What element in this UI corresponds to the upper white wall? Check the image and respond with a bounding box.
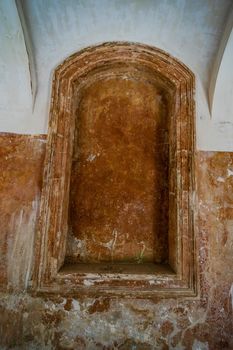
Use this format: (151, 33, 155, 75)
(212, 25, 233, 123)
(204, 6, 233, 151)
(1, 0, 233, 150)
(0, 0, 32, 133)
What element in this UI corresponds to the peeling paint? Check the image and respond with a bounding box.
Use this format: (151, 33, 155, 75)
(192, 339, 209, 350)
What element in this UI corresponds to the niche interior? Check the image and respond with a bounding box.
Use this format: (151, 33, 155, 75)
(33, 43, 197, 297)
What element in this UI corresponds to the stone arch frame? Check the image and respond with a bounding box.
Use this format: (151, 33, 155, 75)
(32, 42, 197, 298)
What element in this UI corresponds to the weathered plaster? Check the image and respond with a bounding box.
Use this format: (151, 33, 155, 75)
(68, 74, 169, 264)
(0, 133, 46, 289)
(0, 2, 233, 348)
(0, 135, 233, 349)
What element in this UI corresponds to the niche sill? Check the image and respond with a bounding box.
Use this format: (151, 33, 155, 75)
(59, 262, 175, 276)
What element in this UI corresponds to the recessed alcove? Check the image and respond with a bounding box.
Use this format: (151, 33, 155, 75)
(33, 43, 196, 297)
(65, 64, 170, 270)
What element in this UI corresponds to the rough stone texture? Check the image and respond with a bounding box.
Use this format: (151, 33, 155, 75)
(0, 133, 232, 349)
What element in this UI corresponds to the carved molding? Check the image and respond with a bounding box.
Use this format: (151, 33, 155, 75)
(32, 42, 196, 298)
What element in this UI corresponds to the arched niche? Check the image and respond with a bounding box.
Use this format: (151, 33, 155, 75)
(33, 42, 196, 298)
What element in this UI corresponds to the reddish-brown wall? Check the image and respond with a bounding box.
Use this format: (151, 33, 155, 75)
(0, 133, 46, 290)
(0, 133, 232, 349)
(68, 76, 169, 264)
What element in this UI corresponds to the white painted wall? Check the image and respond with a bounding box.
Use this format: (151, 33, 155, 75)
(0, 0, 32, 133)
(206, 6, 233, 151)
(0, 0, 233, 150)
(212, 27, 233, 124)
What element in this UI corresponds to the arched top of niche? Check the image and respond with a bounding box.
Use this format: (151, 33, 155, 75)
(48, 42, 195, 151)
(51, 42, 194, 99)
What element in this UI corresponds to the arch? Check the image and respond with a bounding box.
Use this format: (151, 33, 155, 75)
(201, 6, 233, 152)
(209, 5, 233, 121)
(33, 42, 196, 297)
(16, 0, 37, 109)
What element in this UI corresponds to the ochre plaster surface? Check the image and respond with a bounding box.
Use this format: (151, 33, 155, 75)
(0, 133, 46, 289)
(0, 133, 233, 349)
(67, 74, 169, 264)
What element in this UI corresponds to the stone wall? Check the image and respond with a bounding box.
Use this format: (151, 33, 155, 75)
(0, 133, 232, 349)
